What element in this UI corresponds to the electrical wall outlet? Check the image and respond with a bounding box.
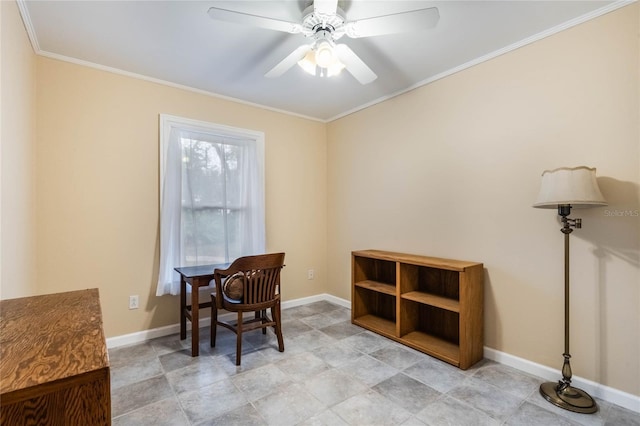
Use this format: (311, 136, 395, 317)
(129, 295, 139, 310)
(307, 269, 315, 280)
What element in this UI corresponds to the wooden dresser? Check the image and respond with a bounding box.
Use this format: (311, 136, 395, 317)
(0, 289, 111, 425)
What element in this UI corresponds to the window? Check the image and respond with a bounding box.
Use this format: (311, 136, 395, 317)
(156, 115, 265, 296)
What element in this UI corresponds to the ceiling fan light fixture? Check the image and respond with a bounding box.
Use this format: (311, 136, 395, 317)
(315, 40, 335, 68)
(298, 46, 344, 77)
(297, 50, 317, 76)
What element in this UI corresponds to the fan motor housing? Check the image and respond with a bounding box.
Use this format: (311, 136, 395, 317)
(301, 5, 347, 40)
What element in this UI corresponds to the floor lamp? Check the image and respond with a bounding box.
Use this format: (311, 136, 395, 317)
(533, 166, 607, 414)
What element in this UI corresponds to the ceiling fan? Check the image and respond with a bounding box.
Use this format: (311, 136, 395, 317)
(207, 0, 439, 85)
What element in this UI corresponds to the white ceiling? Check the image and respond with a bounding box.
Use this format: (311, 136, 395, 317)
(19, 0, 623, 122)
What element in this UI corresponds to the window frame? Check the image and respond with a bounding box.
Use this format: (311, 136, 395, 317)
(156, 114, 266, 294)
(159, 114, 265, 209)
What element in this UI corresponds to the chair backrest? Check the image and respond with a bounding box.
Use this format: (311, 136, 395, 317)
(214, 253, 285, 307)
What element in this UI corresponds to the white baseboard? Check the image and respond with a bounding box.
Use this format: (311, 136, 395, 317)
(106, 322, 183, 349)
(106, 293, 349, 349)
(483, 347, 640, 413)
(106, 293, 638, 413)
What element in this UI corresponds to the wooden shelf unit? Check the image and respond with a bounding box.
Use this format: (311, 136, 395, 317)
(352, 250, 484, 370)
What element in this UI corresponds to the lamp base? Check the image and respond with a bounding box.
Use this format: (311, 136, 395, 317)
(539, 382, 598, 414)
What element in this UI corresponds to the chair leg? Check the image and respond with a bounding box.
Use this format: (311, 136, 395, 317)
(210, 295, 217, 348)
(261, 309, 267, 335)
(235, 311, 243, 366)
(272, 302, 284, 352)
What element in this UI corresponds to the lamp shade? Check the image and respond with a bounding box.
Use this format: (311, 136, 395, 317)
(533, 166, 607, 209)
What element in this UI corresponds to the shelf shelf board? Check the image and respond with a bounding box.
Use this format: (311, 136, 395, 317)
(354, 280, 396, 296)
(353, 314, 396, 338)
(402, 331, 460, 366)
(401, 291, 460, 312)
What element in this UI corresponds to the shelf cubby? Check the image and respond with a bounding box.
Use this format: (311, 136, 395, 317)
(353, 255, 396, 287)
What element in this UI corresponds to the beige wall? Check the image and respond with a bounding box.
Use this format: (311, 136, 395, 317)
(0, 0, 38, 299)
(327, 4, 639, 396)
(35, 58, 328, 338)
(2, 0, 638, 399)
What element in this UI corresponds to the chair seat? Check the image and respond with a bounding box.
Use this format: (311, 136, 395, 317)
(219, 292, 242, 305)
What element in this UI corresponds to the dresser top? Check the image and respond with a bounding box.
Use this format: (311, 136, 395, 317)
(0, 289, 109, 395)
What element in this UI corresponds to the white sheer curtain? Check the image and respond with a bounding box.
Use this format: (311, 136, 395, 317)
(156, 116, 265, 296)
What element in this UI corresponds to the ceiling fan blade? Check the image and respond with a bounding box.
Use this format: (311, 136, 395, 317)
(345, 7, 439, 38)
(314, 0, 338, 16)
(265, 45, 312, 78)
(208, 7, 302, 34)
(334, 44, 377, 85)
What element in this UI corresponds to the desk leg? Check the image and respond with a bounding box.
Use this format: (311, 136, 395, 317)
(191, 284, 199, 357)
(180, 278, 186, 340)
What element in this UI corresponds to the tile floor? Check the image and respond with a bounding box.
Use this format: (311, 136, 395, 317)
(109, 301, 639, 426)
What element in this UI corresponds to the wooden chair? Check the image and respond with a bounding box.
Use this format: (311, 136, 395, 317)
(210, 252, 285, 365)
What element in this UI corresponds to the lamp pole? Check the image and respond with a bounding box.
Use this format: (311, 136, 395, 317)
(539, 205, 597, 414)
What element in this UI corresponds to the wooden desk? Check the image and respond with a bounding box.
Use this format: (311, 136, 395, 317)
(174, 263, 230, 357)
(0, 289, 111, 425)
